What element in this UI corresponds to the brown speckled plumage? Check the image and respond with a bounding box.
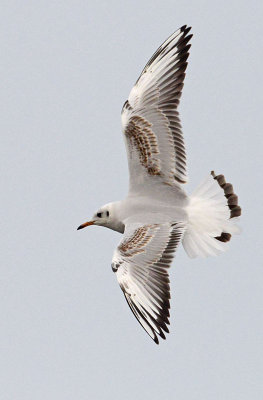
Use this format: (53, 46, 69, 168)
(125, 115, 161, 176)
(118, 225, 157, 257)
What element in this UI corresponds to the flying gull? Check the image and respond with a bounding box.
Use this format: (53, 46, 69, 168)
(77, 26, 241, 344)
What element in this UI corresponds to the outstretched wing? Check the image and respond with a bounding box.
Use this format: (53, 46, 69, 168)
(111, 222, 185, 344)
(121, 26, 192, 193)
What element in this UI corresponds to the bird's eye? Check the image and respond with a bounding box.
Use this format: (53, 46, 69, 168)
(97, 212, 102, 218)
(106, 211, 109, 217)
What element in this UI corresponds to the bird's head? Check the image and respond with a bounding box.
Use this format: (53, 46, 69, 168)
(77, 202, 124, 233)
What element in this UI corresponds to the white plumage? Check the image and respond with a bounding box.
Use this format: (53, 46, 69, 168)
(78, 26, 241, 344)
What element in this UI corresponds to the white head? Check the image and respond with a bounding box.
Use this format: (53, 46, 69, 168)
(77, 202, 124, 233)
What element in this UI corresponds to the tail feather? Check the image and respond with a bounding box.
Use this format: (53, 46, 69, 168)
(211, 171, 241, 219)
(183, 171, 241, 258)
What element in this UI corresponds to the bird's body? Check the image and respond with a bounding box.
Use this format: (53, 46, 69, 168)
(78, 26, 241, 344)
(105, 188, 188, 232)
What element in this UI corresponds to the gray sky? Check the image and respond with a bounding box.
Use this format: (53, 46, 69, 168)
(1, 1, 262, 399)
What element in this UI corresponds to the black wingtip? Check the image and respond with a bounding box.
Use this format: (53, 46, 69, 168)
(153, 335, 159, 345)
(181, 25, 192, 34)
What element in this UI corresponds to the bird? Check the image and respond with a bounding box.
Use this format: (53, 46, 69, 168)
(77, 25, 241, 344)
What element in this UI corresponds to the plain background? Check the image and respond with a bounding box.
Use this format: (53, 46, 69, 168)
(1, 1, 262, 399)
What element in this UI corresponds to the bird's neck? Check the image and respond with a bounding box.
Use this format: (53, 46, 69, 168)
(107, 201, 125, 233)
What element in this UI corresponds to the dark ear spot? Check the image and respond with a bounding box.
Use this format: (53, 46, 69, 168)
(106, 211, 109, 217)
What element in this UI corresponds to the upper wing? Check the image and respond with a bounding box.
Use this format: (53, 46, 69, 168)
(121, 26, 192, 193)
(111, 222, 185, 344)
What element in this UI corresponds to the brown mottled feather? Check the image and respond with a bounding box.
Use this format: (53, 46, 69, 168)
(211, 171, 241, 243)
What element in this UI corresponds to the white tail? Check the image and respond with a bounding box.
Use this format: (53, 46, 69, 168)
(183, 171, 241, 258)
